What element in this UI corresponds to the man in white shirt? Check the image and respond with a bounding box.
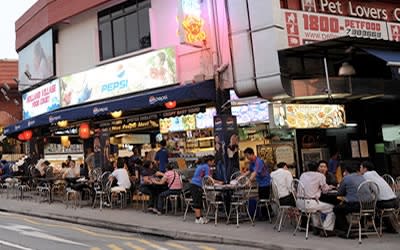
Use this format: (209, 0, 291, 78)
(109, 157, 131, 190)
(271, 162, 295, 206)
(298, 161, 335, 233)
(360, 161, 398, 233)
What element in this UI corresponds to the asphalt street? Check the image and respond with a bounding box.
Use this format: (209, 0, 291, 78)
(0, 212, 259, 250)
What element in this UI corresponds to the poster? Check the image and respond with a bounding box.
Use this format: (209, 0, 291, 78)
(359, 140, 369, 158)
(214, 115, 238, 183)
(351, 140, 360, 158)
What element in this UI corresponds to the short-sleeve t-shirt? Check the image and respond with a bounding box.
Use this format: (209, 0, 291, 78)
(164, 170, 183, 190)
(191, 163, 209, 187)
(155, 148, 169, 173)
(249, 156, 271, 187)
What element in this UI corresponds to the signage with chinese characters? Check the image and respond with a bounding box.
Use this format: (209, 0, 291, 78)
(60, 47, 176, 107)
(22, 79, 61, 119)
(271, 104, 346, 129)
(177, 0, 206, 45)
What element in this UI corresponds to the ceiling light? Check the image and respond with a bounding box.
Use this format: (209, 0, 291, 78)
(338, 62, 356, 76)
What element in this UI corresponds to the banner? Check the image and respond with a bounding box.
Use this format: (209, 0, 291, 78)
(60, 47, 176, 107)
(22, 79, 61, 119)
(213, 115, 239, 183)
(283, 9, 389, 47)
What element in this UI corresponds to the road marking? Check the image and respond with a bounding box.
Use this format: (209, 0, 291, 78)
(137, 239, 168, 250)
(198, 246, 216, 250)
(107, 244, 123, 250)
(125, 242, 146, 250)
(90, 248, 101, 250)
(0, 224, 89, 247)
(165, 242, 190, 250)
(0, 239, 36, 250)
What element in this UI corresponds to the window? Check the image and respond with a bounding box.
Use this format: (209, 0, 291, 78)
(98, 0, 151, 60)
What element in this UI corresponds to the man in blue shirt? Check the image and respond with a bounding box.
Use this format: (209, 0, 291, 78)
(190, 155, 216, 224)
(334, 162, 371, 234)
(155, 140, 168, 173)
(0, 160, 13, 182)
(243, 147, 271, 220)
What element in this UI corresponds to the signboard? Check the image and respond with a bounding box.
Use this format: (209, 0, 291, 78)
(196, 107, 216, 129)
(177, 0, 206, 45)
(283, 9, 389, 47)
(22, 79, 61, 119)
(231, 102, 269, 125)
(97, 114, 159, 133)
(60, 47, 176, 107)
(18, 29, 54, 91)
(271, 104, 346, 129)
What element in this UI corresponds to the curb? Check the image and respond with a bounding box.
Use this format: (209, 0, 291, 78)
(0, 208, 308, 250)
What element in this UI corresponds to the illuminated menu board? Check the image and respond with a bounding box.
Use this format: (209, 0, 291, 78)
(272, 104, 346, 129)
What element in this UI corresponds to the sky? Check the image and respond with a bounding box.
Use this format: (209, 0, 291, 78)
(0, 0, 38, 59)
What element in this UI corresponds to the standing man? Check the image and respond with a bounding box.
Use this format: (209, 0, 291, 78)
(155, 140, 169, 173)
(243, 147, 272, 219)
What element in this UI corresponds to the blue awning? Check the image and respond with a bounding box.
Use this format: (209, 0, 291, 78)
(5, 80, 216, 135)
(362, 48, 400, 66)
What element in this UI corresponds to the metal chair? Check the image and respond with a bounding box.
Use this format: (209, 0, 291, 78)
(230, 171, 242, 182)
(226, 176, 254, 227)
(292, 179, 327, 239)
(183, 189, 194, 221)
(252, 183, 273, 223)
(382, 174, 395, 191)
(202, 176, 227, 226)
(92, 171, 111, 210)
(347, 180, 380, 244)
(271, 180, 296, 232)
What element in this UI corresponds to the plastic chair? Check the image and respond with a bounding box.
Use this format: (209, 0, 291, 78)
(347, 180, 380, 244)
(292, 179, 327, 239)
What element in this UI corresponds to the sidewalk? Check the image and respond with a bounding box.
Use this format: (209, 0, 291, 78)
(0, 195, 398, 250)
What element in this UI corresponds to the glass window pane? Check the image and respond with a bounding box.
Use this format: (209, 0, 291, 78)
(112, 17, 127, 57)
(126, 12, 139, 52)
(138, 8, 151, 49)
(99, 22, 113, 60)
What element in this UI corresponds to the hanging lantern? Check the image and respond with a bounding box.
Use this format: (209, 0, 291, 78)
(164, 101, 176, 109)
(23, 130, 33, 141)
(111, 110, 122, 119)
(61, 135, 69, 145)
(79, 122, 90, 139)
(18, 133, 25, 141)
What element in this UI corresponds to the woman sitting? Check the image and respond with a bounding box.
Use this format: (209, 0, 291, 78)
(153, 162, 183, 215)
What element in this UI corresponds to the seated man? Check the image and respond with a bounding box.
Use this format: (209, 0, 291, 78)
(334, 162, 371, 235)
(298, 161, 335, 235)
(63, 160, 80, 179)
(360, 161, 398, 233)
(109, 157, 131, 191)
(270, 162, 295, 206)
(153, 162, 183, 215)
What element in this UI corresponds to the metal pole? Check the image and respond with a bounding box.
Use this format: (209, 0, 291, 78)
(323, 57, 331, 95)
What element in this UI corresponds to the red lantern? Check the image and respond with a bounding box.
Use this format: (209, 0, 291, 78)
(18, 133, 25, 141)
(23, 130, 33, 141)
(79, 122, 90, 139)
(164, 101, 176, 109)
